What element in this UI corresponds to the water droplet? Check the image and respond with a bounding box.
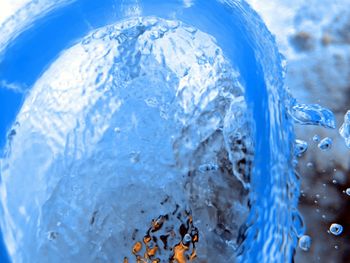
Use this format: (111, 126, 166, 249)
(332, 179, 337, 184)
(329, 223, 343, 236)
(318, 137, 332, 151)
(290, 102, 336, 129)
(294, 139, 308, 156)
(306, 162, 313, 168)
(312, 134, 320, 142)
(339, 110, 350, 148)
(346, 188, 350, 196)
(298, 235, 311, 251)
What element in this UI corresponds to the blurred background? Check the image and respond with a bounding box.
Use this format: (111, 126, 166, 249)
(0, 0, 349, 262)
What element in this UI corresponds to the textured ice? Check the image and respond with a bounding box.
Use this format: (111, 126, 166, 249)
(0, 17, 253, 262)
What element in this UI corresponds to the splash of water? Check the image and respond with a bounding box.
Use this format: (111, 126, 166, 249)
(290, 101, 336, 129)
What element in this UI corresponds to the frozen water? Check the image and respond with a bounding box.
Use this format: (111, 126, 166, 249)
(0, 17, 253, 262)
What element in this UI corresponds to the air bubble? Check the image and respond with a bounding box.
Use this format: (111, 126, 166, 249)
(329, 223, 343, 236)
(318, 137, 332, 151)
(298, 235, 311, 251)
(306, 162, 313, 168)
(346, 188, 350, 196)
(312, 135, 320, 142)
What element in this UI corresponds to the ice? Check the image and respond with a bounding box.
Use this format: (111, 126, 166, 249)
(0, 17, 253, 262)
(312, 135, 320, 143)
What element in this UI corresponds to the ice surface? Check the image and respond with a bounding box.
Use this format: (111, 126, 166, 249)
(0, 17, 253, 262)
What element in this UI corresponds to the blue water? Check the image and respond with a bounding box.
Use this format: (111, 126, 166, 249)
(0, 0, 300, 262)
